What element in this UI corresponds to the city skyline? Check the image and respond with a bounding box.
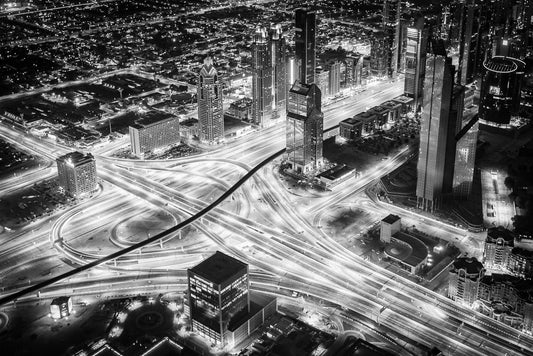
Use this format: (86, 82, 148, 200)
(0, 1, 533, 356)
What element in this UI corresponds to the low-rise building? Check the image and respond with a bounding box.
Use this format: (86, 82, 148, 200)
(50, 296, 72, 320)
(339, 117, 363, 140)
(317, 164, 355, 189)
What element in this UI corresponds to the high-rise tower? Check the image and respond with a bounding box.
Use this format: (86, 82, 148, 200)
(416, 41, 458, 212)
(251, 27, 273, 127)
(286, 81, 323, 173)
(295, 8, 316, 85)
(270, 24, 287, 119)
(404, 18, 428, 111)
(382, 0, 401, 77)
(188, 251, 249, 346)
(56, 151, 97, 197)
(197, 57, 224, 143)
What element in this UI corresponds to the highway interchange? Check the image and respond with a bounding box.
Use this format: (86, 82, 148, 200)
(0, 78, 532, 356)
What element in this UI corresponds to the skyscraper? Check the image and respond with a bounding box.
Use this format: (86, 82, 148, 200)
(382, 0, 401, 77)
(404, 18, 428, 111)
(416, 41, 457, 212)
(188, 251, 249, 346)
(56, 151, 97, 197)
(270, 24, 287, 119)
(370, 33, 389, 77)
(251, 27, 272, 127)
(286, 81, 323, 174)
(453, 114, 479, 198)
(479, 56, 525, 126)
(295, 8, 316, 85)
(197, 57, 224, 143)
(328, 61, 341, 97)
(456, 0, 483, 85)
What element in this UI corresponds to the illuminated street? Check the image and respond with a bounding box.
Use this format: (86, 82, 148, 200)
(1, 1, 533, 356)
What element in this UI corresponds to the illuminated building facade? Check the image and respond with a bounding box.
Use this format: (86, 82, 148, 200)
(479, 56, 525, 126)
(448, 257, 485, 307)
(370, 33, 388, 77)
(286, 81, 323, 173)
(477, 274, 533, 331)
(295, 8, 316, 84)
(344, 54, 363, 87)
(416, 41, 456, 212)
(129, 115, 180, 157)
(328, 61, 341, 96)
(270, 24, 287, 119)
(404, 18, 427, 110)
(483, 226, 515, 271)
(187, 251, 249, 346)
(453, 115, 479, 198)
(382, 0, 401, 77)
(251, 27, 273, 127)
(56, 151, 97, 197)
(198, 57, 224, 143)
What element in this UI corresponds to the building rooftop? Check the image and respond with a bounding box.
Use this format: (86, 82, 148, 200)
(452, 257, 484, 275)
(368, 105, 388, 115)
(382, 214, 400, 225)
(289, 80, 313, 96)
(390, 231, 428, 267)
(317, 164, 354, 181)
(392, 95, 414, 105)
(487, 226, 515, 244)
(189, 251, 247, 285)
(135, 111, 176, 127)
(483, 56, 519, 73)
(354, 111, 376, 120)
(56, 151, 94, 166)
(340, 117, 362, 126)
(51, 296, 70, 305)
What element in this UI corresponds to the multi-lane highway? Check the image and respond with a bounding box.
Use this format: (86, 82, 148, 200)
(1, 78, 531, 356)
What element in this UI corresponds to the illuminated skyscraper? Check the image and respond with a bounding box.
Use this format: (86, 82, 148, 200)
(188, 251, 249, 346)
(479, 56, 525, 126)
(56, 151, 97, 197)
(453, 115, 479, 198)
(286, 81, 323, 173)
(416, 41, 457, 212)
(295, 8, 316, 84)
(328, 61, 341, 96)
(370, 33, 389, 77)
(455, 0, 485, 85)
(382, 0, 401, 77)
(252, 27, 272, 127)
(270, 24, 287, 119)
(404, 18, 428, 110)
(197, 57, 224, 143)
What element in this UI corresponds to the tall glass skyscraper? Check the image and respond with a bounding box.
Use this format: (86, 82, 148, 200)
(404, 18, 427, 111)
(295, 8, 316, 85)
(270, 24, 287, 119)
(416, 41, 457, 212)
(197, 57, 224, 143)
(252, 27, 273, 127)
(286, 81, 323, 174)
(382, 0, 401, 77)
(453, 114, 479, 198)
